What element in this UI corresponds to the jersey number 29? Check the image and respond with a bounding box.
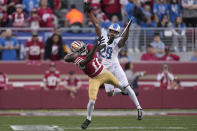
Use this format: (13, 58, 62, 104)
(100, 47, 112, 59)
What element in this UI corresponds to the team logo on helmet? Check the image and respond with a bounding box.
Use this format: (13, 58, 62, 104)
(108, 23, 121, 33)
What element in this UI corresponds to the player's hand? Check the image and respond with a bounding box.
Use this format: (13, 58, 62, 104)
(84, 2, 92, 13)
(95, 36, 105, 46)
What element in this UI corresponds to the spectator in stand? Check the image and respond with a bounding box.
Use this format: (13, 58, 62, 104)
(44, 33, 67, 61)
(157, 15, 173, 44)
(102, 0, 121, 20)
(0, 3, 9, 27)
(7, 0, 21, 15)
(0, 29, 19, 60)
(37, 0, 54, 28)
(120, 0, 128, 22)
(157, 63, 174, 90)
(25, 31, 44, 63)
(160, 46, 180, 61)
(141, 0, 154, 7)
(0, 30, 6, 38)
(157, 15, 172, 28)
(89, 0, 101, 9)
(172, 16, 187, 52)
(28, 8, 41, 30)
(0, 72, 8, 90)
(190, 49, 197, 61)
(141, 9, 156, 44)
(182, 0, 197, 27)
(11, 4, 26, 27)
(48, 0, 61, 11)
(87, 6, 109, 27)
(65, 4, 84, 27)
(153, 0, 169, 24)
(118, 49, 131, 63)
(22, 0, 39, 15)
(43, 63, 60, 91)
(64, 71, 81, 99)
(101, 15, 123, 29)
(141, 44, 158, 61)
(125, 62, 146, 95)
(126, 0, 144, 52)
(157, 15, 172, 38)
(169, 0, 182, 24)
(142, 4, 152, 18)
(150, 32, 165, 59)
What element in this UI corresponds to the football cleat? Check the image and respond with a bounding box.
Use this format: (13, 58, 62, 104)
(137, 109, 143, 120)
(81, 119, 91, 129)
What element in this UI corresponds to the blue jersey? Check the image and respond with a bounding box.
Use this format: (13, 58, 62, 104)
(153, 2, 169, 21)
(125, 2, 143, 24)
(22, 0, 39, 13)
(150, 41, 165, 58)
(0, 37, 19, 61)
(169, 4, 181, 23)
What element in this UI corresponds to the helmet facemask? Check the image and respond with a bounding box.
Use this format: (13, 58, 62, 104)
(77, 45, 88, 56)
(107, 29, 119, 45)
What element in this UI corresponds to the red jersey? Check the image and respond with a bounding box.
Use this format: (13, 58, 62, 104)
(103, 0, 121, 13)
(54, 0, 61, 10)
(25, 39, 44, 60)
(141, 53, 158, 61)
(74, 44, 103, 78)
(0, 73, 7, 88)
(51, 43, 59, 61)
(89, 0, 101, 9)
(160, 54, 180, 61)
(65, 77, 80, 87)
(12, 12, 26, 27)
(37, 7, 53, 27)
(28, 15, 41, 29)
(43, 70, 60, 89)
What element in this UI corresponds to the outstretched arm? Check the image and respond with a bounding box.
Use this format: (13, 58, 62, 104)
(118, 18, 133, 48)
(79, 36, 104, 67)
(84, 2, 101, 37)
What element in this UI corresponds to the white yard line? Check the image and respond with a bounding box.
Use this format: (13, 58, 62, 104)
(62, 126, 188, 130)
(10, 125, 187, 131)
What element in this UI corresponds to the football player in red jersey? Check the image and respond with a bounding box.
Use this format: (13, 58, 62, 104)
(64, 36, 124, 129)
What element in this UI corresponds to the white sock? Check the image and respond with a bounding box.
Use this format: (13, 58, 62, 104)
(87, 100, 95, 121)
(113, 88, 122, 96)
(126, 86, 142, 109)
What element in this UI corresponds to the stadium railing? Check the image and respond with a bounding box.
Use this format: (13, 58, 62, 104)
(0, 27, 195, 52)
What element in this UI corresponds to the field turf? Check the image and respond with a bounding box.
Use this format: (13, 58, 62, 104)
(0, 115, 197, 131)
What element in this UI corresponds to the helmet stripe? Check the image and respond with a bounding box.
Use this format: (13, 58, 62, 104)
(74, 41, 81, 46)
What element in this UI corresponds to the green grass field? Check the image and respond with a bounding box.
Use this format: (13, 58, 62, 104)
(0, 115, 197, 131)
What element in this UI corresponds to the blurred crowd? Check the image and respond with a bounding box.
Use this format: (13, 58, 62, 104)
(0, 0, 196, 28)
